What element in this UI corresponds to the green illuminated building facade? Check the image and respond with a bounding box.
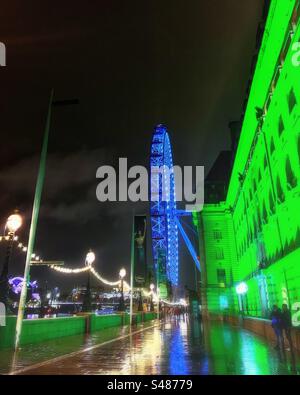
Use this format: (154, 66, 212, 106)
(198, 0, 300, 325)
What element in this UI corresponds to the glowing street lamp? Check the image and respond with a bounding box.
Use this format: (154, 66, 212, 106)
(0, 212, 23, 311)
(236, 282, 248, 295)
(119, 268, 126, 279)
(236, 282, 248, 315)
(6, 214, 22, 234)
(85, 250, 95, 267)
(118, 268, 126, 312)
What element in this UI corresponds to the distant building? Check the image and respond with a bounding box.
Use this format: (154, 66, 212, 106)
(204, 150, 232, 204)
(197, 0, 300, 322)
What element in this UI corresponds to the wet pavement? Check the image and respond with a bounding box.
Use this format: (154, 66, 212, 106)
(1, 317, 299, 375)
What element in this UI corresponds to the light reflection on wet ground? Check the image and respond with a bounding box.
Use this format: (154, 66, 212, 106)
(0, 323, 136, 374)
(1, 317, 299, 375)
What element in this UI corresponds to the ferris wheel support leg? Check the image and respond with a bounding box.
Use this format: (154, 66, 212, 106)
(175, 217, 201, 272)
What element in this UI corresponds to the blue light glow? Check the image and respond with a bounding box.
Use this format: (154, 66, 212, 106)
(150, 125, 179, 286)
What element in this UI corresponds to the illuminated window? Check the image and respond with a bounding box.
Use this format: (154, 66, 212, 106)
(288, 88, 297, 113)
(219, 295, 228, 308)
(286, 157, 297, 189)
(217, 269, 226, 285)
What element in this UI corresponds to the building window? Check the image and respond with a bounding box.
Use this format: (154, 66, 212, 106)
(288, 88, 297, 113)
(258, 169, 262, 183)
(257, 211, 262, 232)
(253, 179, 257, 193)
(276, 176, 285, 204)
(286, 157, 297, 189)
(264, 155, 268, 170)
(213, 230, 222, 240)
(215, 248, 224, 260)
(217, 269, 226, 285)
(262, 201, 268, 224)
(278, 116, 284, 137)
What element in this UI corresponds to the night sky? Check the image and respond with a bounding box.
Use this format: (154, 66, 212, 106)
(0, 0, 263, 292)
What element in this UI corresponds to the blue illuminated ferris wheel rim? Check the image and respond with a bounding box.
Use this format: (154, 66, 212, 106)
(150, 124, 179, 286)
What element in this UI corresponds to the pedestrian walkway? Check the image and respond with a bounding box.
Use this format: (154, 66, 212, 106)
(0, 320, 155, 374)
(2, 317, 299, 375)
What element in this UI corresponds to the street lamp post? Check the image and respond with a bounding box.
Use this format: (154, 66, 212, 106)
(150, 283, 155, 312)
(0, 213, 22, 312)
(118, 268, 126, 312)
(138, 289, 143, 312)
(15, 91, 79, 350)
(236, 282, 248, 316)
(82, 250, 95, 313)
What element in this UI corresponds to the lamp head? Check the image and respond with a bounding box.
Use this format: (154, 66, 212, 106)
(236, 282, 248, 295)
(119, 268, 126, 279)
(6, 213, 22, 233)
(85, 250, 95, 266)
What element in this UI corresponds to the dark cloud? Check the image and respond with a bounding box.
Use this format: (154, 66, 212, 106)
(0, 148, 109, 218)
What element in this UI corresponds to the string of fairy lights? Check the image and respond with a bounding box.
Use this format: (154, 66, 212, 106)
(52, 265, 132, 291)
(1, 215, 189, 310)
(0, 235, 42, 261)
(50, 265, 90, 274)
(90, 267, 122, 287)
(0, 235, 131, 290)
(1, 234, 187, 305)
(160, 299, 187, 307)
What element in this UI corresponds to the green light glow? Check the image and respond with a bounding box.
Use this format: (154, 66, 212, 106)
(199, 0, 300, 324)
